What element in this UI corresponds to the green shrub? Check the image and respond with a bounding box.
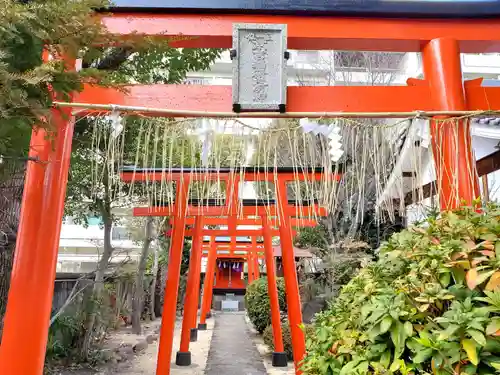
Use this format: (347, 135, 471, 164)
(302, 205, 500, 374)
(245, 277, 286, 333)
(264, 321, 315, 360)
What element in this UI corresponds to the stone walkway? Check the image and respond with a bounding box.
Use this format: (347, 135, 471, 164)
(205, 312, 267, 375)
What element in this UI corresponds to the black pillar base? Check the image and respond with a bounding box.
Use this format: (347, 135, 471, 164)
(198, 323, 207, 331)
(190, 328, 198, 342)
(272, 352, 288, 367)
(206, 311, 212, 319)
(175, 351, 192, 366)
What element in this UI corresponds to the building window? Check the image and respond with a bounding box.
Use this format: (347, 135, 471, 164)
(334, 51, 405, 71)
(63, 217, 74, 225)
(112, 227, 131, 241)
(294, 50, 320, 64)
(183, 77, 208, 85)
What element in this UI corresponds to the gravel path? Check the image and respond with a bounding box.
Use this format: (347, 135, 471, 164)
(205, 312, 267, 375)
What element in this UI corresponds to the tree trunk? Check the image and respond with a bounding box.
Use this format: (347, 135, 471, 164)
(132, 217, 154, 334)
(81, 166, 114, 358)
(81, 210, 113, 358)
(0, 160, 25, 340)
(149, 245, 159, 320)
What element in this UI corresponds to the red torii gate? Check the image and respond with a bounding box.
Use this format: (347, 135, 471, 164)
(134, 179, 328, 369)
(0, 8, 496, 375)
(163, 219, 316, 346)
(124, 167, 332, 372)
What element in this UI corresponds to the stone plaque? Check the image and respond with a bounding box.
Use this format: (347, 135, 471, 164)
(232, 23, 287, 112)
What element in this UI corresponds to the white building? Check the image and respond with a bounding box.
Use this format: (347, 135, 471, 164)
(57, 216, 144, 273)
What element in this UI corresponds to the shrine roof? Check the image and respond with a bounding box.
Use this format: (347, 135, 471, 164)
(108, 0, 500, 18)
(272, 245, 313, 258)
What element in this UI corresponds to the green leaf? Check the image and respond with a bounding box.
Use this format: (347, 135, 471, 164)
(439, 272, 451, 287)
(317, 327, 328, 342)
(438, 324, 459, 340)
(380, 316, 393, 334)
(484, 338, 500, 353)
(418, 303, 430, 312)
(462, 339, 479, 365)
(357, 361, 369, 373)
(461, 364, 478, 374)
(488, 361, 500, 370)
(480, 233, 497, 241)
(389, 359, 401, 372)
(413, 348, 433, 363)
(487, 318, 500, 336)
(468, 329, 487, 346)
(390, 321, 407, 359)
(403, 321, 413, 337)
(380, 350, 391, 368)
(495, 241, 500, 260)
(339, 360, 359, 375)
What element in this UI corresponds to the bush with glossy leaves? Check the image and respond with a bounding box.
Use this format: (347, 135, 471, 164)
(245, 277, 287, 333)
(302, 203, 500, 375)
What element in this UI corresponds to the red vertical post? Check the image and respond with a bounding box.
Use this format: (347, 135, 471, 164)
(254, 254, 261, 280)
(248, 250, 254, 283)
(190, 219, 204, 337)
(0, 56, 76, 375)
(277, 179, 305, 374)
(262, 216, 287, 367)
(252, 237, 260, 279)
(176, 216, 204, 366)
(422, 38, 480, 210)
(156, 178, 188, 375)
(199, 238, 216, 330)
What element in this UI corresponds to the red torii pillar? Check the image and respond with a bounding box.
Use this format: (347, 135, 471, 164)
(422, 38, 479, 210)
(247, 248, 255, 283)
(0, 55, 76, 375)
(178, 233, 265, 366)
(198, 238, 217, 330)
(251, 237, 261, 280)
(176, 216, 204, 366)
(168, 223, 291, 367)
(160, 215, 305, 336)
(156, 178, 189, 375)
(155, 220, 284, 367)
(277, 180, 305, 374)
(262, 215, 287, 367)
(162, 225, 284, 337)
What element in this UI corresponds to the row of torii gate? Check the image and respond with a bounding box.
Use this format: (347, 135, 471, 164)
(125, 167, 332, 372)
(160, 201, 316, 368)
(0, 4, 497, 375)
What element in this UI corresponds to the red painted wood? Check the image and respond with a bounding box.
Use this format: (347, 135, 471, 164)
(214, 266, 245, 289)
(422, 38, 480, 209)
(77, 84, 435, 115)
(100, 13, 500, 53)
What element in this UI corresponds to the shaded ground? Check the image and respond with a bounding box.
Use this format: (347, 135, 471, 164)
(205, 312, 267, 375)
(52, 317, 214, 375)
(50, 312, 275, 375)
